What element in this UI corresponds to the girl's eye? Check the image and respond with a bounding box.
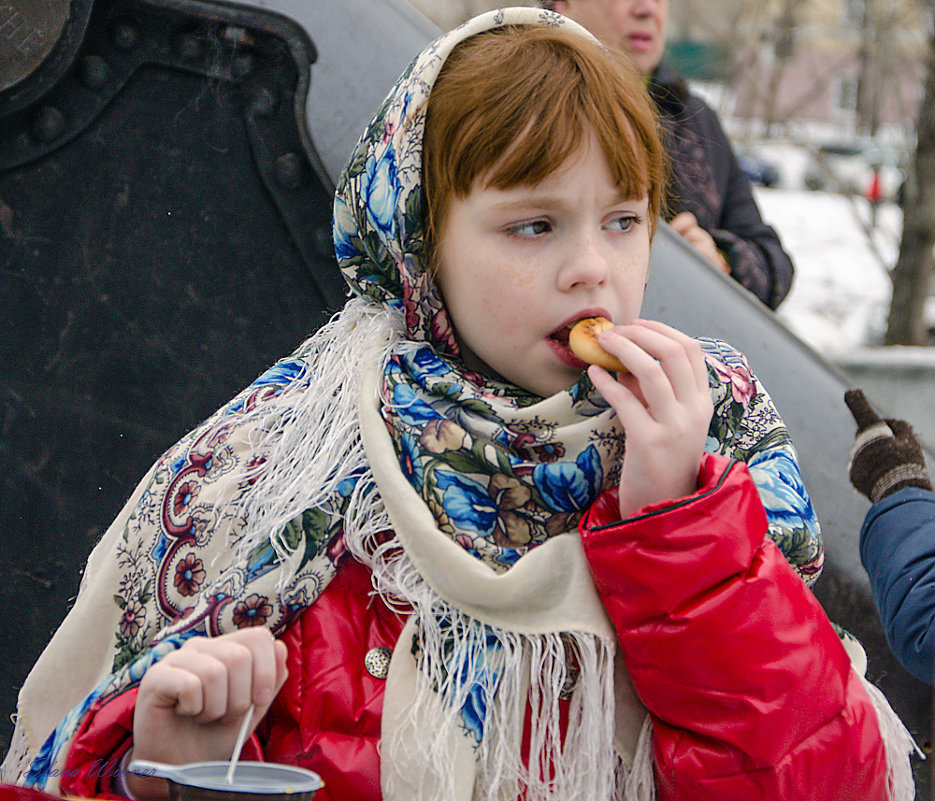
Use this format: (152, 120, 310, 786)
(508, 219, 551, 237)
(606, 214, 639, 232)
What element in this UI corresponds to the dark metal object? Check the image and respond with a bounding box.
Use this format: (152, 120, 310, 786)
(0, 0, 93, 104)
(0, 0, 345, 754)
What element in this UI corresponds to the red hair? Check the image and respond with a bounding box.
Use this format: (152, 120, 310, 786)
(422, 25, 667, 263)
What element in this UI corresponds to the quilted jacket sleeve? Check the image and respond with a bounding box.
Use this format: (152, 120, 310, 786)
(860, 486, 935, 685)
(579, 453, 889, 801)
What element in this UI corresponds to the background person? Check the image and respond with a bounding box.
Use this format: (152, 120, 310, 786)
(542, 0, 796, 309)
(845, 388, 935, 686)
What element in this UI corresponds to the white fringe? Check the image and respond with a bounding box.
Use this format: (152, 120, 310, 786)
(622, 716, 656, 801)
(0, 721, 30, 785)
(860, 674, 925, 801)
(223, 297, 404, 580)
(380, 602, 620, 801)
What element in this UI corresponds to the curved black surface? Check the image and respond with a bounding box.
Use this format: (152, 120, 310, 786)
(0, 0, 341, 755)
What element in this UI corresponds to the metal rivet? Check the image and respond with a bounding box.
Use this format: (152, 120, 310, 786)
(275, 152, 304, 191)
(78, 55, 109, 90)
(31, 106, 65, 142)
(221, 26, 251, 46)
(364, 647, 391, 679)
(110, 19, 140, 51)
(314, 226, 332, 258)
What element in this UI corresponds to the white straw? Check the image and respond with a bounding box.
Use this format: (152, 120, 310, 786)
(225, 703, 255, 785)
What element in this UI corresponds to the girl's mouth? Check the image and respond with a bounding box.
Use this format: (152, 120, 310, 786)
(547, 323, 588, 369)
(549, 324, 573, 348)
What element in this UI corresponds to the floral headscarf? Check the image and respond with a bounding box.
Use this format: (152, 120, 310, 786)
(332, 8, 821, 576)
(9, 9, 821, 797)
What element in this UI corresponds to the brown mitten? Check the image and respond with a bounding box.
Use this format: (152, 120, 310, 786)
(844, 388, 932, 503)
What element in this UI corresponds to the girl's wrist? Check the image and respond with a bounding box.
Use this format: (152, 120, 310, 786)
(120, 749, 170, 801)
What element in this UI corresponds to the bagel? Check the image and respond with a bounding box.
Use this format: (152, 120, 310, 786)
(568, 317, 627, 372)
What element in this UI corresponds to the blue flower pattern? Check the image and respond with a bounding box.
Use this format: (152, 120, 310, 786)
(398, 432, 425, 491)
(363, 150, 401, 238)
(533, 446, 604, 511)
(748, 448, 818, 533)
(250, 358, 306, 388)
(392, 383, 444, 426)
(436, 471, 498, 536)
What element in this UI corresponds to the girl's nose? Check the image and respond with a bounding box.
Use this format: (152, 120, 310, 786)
(558, 236, 610, 291)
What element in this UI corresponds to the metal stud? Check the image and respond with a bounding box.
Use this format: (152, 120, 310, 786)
(30, 106, 65, 142)
(174, 31, 203, 61)
(364, 647, 391, 680)
(231, 52, 255, 80)
(110, 19, 140, 51)
(275, 152, 304, 191)
(249, 87, 276, 118)
(77, 55, 109, 90)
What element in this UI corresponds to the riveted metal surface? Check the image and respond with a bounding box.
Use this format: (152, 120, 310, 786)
(0, 0, 355, 754)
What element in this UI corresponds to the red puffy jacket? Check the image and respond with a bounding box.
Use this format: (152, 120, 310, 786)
(60, 454, 889, 800)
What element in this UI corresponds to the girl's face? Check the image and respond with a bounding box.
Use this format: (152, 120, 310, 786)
(434, 135, 651, 397)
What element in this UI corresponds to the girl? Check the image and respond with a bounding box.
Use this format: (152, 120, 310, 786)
(8, 9, 916, 801)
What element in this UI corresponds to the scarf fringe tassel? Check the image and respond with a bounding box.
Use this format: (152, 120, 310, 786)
(860, 673, 924, 801)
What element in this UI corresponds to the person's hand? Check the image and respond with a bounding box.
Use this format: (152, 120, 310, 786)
(588, 319, 713, 519)
(127, 628, 289, 801)
(844, 388, 932, 503)
(669, 211, 730, 274)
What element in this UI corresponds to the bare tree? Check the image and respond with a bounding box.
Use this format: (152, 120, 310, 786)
(855, 0, 880, 136)
(884, 23, 935, 344)
(761, 0, 800, 137)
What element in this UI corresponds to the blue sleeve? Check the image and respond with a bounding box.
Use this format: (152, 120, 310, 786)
(860, 487, 935, 685)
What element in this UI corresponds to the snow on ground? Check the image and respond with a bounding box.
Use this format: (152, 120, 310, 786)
(753, 186, 902, 354)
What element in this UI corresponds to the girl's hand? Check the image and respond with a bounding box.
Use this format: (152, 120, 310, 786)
(127, 628, 288, 801)
(669, 211, 730, 274)
(588, 319, 713, 519)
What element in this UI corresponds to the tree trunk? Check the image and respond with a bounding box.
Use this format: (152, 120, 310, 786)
(761, 1, 797, 137)
(855, 0, 878, 136)
(884, 26, 935, 345)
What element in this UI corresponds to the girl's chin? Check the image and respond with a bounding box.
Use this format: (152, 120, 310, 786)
(527, 365, 590, 399)
(454, 347, 585, 397)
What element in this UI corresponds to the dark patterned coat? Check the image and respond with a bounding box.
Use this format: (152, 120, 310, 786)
(650, 63, 795, 310)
